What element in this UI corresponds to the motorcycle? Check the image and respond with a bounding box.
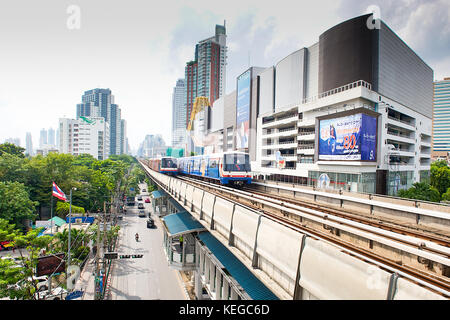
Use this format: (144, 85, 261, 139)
(135, 233, 139, 242)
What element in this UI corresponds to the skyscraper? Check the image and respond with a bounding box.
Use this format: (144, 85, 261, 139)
(184, 23, 227, 127)
(120, 119, 127, 155)
(172, 79, 186, 147)
(76, 88, 125, 156)
(25, 132, 33, 156)
(39, 128, 47, 148)
(47, 128, 55, 147)
(432, 77, 450, 159)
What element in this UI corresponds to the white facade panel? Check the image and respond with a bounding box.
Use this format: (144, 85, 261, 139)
(275, 49, 306, 111)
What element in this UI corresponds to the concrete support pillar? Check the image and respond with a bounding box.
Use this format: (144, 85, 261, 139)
(230, 287, 238, 300)
(204, 257, 210, 284)
(209, 259, 215, 291)
(222, 278, 229, 300)
(194, 270, 203, 300)
(199, 250, 205, 275)
(215, 268, 222, 300)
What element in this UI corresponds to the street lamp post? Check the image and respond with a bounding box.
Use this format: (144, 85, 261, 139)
(67, 187, 77, 267)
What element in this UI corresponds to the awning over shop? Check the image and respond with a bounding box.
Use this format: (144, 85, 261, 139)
(152, 190, 167, 199)
(162, 211, 206, 237)
(197, 232, 280, 300)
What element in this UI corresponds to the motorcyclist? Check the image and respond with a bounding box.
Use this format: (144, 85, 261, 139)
(135, 232, 139, 242)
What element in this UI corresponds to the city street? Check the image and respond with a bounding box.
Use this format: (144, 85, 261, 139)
(109, 184, 187, 300)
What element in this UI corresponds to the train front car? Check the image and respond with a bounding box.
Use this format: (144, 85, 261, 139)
(219, 152, 252, 186)
(160, 156, 178, 176)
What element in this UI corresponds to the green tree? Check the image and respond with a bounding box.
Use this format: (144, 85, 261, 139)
(0, 142, 25, 158)
(55, 201, 85, 218)
(397, 182, 441, 203)
(430, 161, 450, 196)
(0, 153, 28, 183)
(0, 181, 38, 227)
(0, 219, 52, 300)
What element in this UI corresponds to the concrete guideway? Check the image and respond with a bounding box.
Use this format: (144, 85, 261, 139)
(140, 161, 449, 300)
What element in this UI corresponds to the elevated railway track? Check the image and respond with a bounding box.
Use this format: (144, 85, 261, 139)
(139, 160, 449, 299)
(176, 175, 450, 294)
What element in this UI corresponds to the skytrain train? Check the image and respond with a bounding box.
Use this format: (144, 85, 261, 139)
(147, 156, 178, 176)
(177, 151, 252, 186)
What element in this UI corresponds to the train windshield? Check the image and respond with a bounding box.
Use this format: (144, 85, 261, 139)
(162, 158, 177, 168)
(223, 154, 251, 172)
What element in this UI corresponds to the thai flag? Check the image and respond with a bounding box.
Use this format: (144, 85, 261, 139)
(52, 182, 67, 201)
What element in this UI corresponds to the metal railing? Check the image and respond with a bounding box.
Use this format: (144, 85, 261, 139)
(302, 80, 372, 104)
(387, 116, 415, 127)
(387, 131, 413, 139)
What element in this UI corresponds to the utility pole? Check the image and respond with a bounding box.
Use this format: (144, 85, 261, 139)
(95, 202, 103, 300)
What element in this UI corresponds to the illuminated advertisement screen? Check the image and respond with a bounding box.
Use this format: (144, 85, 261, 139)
(236, 69, 251, 149)
(318, 113, 377, 161)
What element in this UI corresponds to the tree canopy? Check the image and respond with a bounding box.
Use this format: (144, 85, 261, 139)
(397, 160, 450, 203)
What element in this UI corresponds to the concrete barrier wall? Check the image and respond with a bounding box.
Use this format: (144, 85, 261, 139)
(201, 192, 216, 227)
(394, 278, 446, 300)
(179, 181, 187, 202)
(185, 185, 195, 208)
(256, 217, 304, 295)
(231, 207, 259, 260)
(173, 179, 181, 198)
(212, 197, 234, 239)
(299, 237, 391, 300)
(192, 188, 204, 214)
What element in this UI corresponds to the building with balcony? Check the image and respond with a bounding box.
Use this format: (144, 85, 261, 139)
(58, 117, 110, 160)
(254, 14, 433, 196)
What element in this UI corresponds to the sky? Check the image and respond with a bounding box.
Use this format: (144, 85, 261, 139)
(0, 0, 449, 152)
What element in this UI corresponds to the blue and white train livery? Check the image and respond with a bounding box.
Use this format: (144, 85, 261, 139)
(177, 151, 252, 186)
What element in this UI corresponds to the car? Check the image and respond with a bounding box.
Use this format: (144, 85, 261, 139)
(137, 196, 143, 201)
(14, 276, 49, 292)
(0, 240, 15, 251)
(37, 286, 68, 300)
(138, 202, 144, 209)
(142, 189, 146, 192)
(138, 210, 146, 217)
(145, 198, 150, 203)
(146, 218, 154, 228)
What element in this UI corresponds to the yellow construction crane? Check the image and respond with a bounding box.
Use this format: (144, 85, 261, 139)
(187, 96, 210, 131)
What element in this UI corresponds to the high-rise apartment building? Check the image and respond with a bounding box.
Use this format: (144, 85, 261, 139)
(432, 78, 450, 159)
(59, 117, 110, 160)
(25, 132, 33, 156)
(120, 119, 127, 155)
(76, 88, 125, 156)
(47, 128, 55, 147)
(172, 79, 186, 147)
(184, 23, 227, 127)
(39, 129, 47, 149)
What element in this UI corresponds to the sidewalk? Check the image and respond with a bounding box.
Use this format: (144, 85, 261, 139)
(74, 255, 97, 300)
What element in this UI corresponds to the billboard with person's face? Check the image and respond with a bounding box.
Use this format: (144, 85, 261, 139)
(318, 113, 377, 161)
(236, 69, 251, 149)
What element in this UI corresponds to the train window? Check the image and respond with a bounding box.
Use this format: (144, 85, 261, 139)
(209, 159, 218, 168)
(224, 154, 251, 172)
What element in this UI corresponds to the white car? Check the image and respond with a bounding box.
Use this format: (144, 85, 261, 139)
(14, 276, 49, 292)
(37, 286, 69, 300)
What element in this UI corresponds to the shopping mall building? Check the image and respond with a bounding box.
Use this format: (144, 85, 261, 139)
(251, 14, 433, 196)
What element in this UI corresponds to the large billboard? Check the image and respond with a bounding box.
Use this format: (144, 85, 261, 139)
(318, 113, 377, 161)
(236, 69, 251, 149)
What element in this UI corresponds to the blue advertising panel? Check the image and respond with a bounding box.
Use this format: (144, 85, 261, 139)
(236, 69, 251, 149)
(318, 113, 377, 161)
(361, 114, 377, 161)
